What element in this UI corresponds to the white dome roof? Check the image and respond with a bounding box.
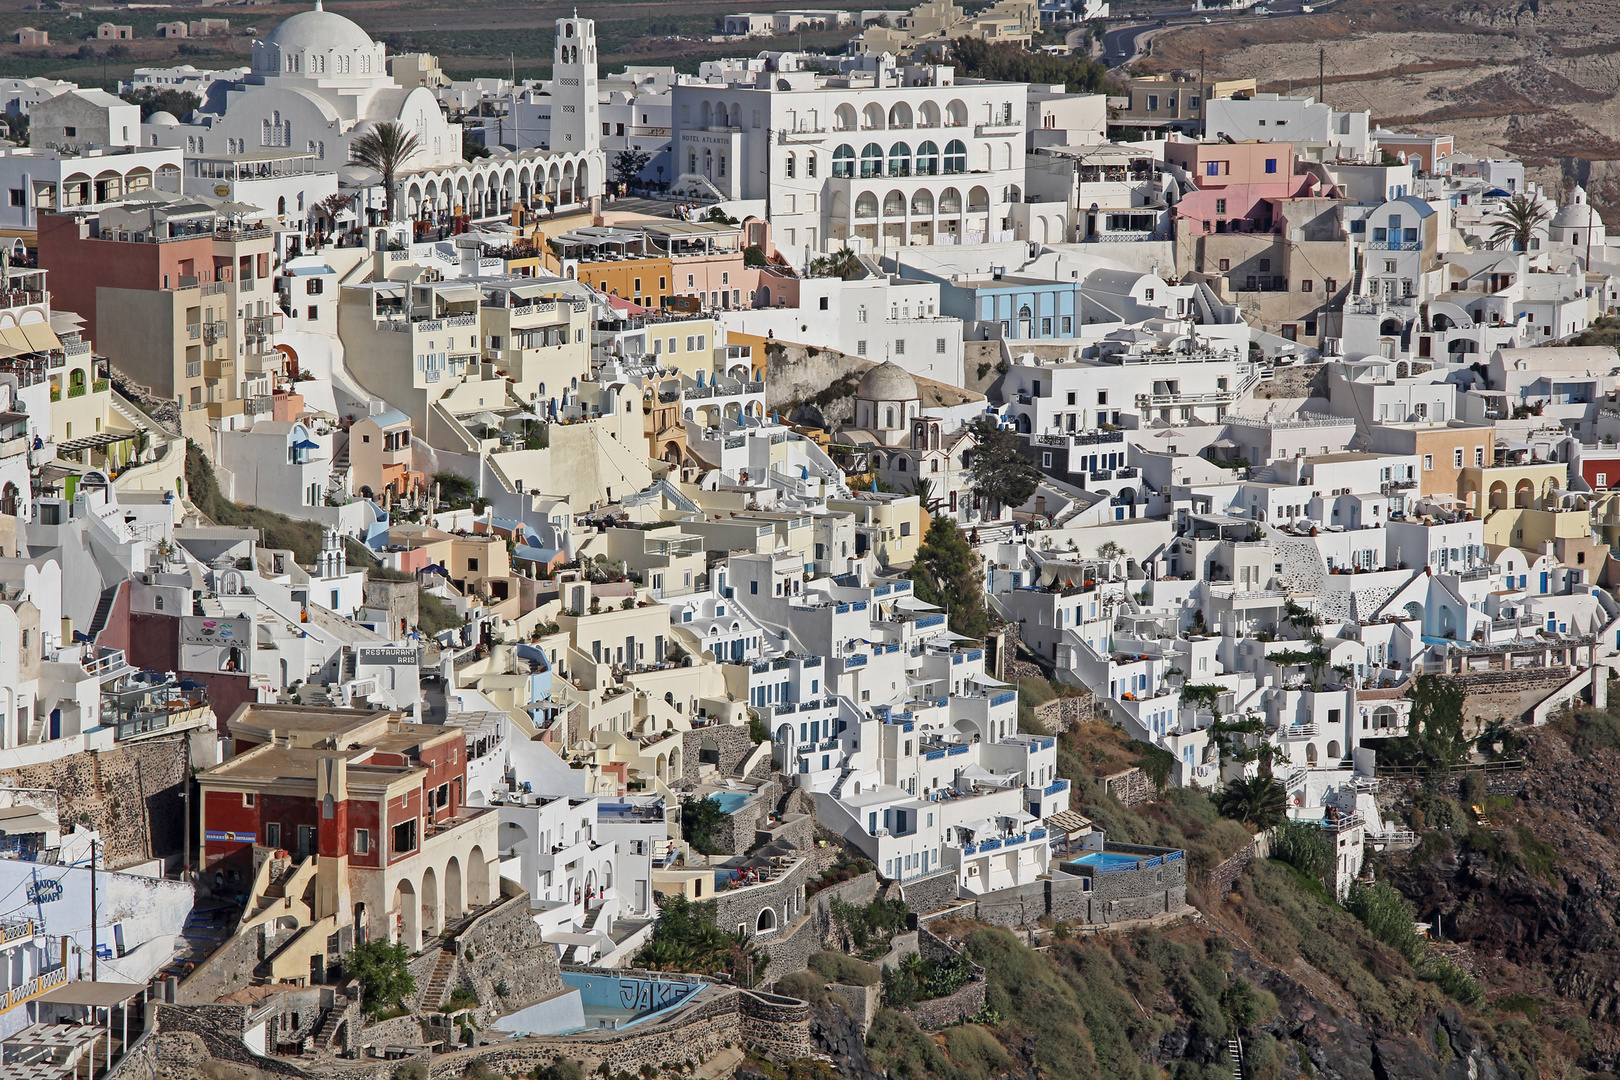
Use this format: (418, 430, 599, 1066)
(266, 3, 375, 56)
(147, 110, 180, 126)
(857, 360, 918, 402)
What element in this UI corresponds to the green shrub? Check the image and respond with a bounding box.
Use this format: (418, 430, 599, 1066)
(883, 952, 974, 1009)
(1270, 820, 1332, 883)
(774, 971, 828, 1004)
(808, 950, 880, 986)
(943, 1025, 1010, 1080)
(393, 1064, 428, 1080)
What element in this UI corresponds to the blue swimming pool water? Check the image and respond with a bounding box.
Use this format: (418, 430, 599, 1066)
(1074, 851, 1143, 869)
(711, 792, 751, 814)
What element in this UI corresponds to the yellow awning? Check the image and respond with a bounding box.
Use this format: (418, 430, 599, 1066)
(18, 323, 60, 352)
(0, 327, 30, 353)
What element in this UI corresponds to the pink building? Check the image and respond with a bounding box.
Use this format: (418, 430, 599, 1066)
(1165, 141, 1311, 235)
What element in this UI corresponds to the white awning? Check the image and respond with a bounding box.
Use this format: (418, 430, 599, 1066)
(895, 595, 940, 611)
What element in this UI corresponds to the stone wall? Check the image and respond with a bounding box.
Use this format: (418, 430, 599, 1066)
(1254, 363, 1328, 401)
(897, 927, 986, 1029)
(707, 778, 780, 857)
(0, 737, 190, 868)
(934, 849, 1188, 928)
(349, 985, 811, 1080)
(1101, 766, 1155, 806)
(712, 854, 811, 941)
(1374, 765, 1527, 817)
(453, 891, 568, 1021)
(156, 1004, 311, 1077)
(1456, 666, 1573, 725)
(177, 920, 267, 1005)
(1032, 693, 1095, 735)
(1201, 828, 1275, 898)
(760, 870, 880, 978)
(898, 868, 959, 916)
(682, 724, 769, 784)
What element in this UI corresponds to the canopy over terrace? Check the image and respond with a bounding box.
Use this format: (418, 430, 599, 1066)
(27, 980, 148, 1080)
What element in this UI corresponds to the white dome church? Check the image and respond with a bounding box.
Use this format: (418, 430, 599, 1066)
(157, 2, 602, 224)
(181, 0, 458, 171)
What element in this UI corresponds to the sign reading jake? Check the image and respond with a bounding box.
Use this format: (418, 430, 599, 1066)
(181, 616, 250, 647)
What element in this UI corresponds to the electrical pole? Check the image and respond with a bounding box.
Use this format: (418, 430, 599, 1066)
(1318, 47, 1325, 105)
(182, 735, 191, 890)
(89, 839, 98, 981)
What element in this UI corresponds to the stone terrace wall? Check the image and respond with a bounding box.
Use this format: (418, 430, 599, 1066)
(1032, 693, 1096, 735)
(156, 1004, 311, 1077)
(683, 723, 768, 784)
(1457, 666, 1573, 725)
(713, 853, 810, 939)
(0, 738, 190, 868)
(899, 927, 986, 1029)
(898, 868, 959, 915)
(454, 891, 567, 1020)
(758, 869, 879, 977)
(1201, 828, 1274, 898)
(339, 985, 811, 1080)
(1101, 766, 1154, 807)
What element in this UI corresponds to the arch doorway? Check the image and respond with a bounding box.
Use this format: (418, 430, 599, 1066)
(393, 879, 419, 951)
(468, 846, 492, 907)
(445, 857, 464, 922)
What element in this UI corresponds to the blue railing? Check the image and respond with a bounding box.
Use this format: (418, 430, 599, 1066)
(1006, 833, 1027, 846)
(948, 745, 969, 756)
(835, 603, 850, 614)
(915, 614, 945, 629)
(845, 654, 867, 668)
(874, 585, 892, 597)
(895, 581, 911, 592)
(925, 749, 946, 761)
(979, 838, 1002, 851)
(968, 649, 983, 661)
(1043, 779, 1069, 796)
(1030, 827, 1047, 841)
(953, 654, 963, 665)
(990, 691, 1017, 707)
(853, 600, 868, 611)
(1166, 850, 1184, 862)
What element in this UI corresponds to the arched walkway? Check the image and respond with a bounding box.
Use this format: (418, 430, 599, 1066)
(445, 857, 464, 922)
(422, 866, 440, 940)
(394, 879, 419, 951)
(468, 845, 492, 906)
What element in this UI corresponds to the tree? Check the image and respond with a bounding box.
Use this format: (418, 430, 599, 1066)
(1389, 673, 1469, 769)
(345, 940, 417, 1014)
(1488, 193, 1551, 251)
(907, 476, 944, 515)
(680, 794, 726, 854)
(1213, 776, 1287, 830)
(613, 148, 651, 187)
(315, 192, 350, 233)
(949, 37, 1114, 94)
(966, 418, 1041, 512)
(120, 87, 201, 121)
(350, 121, 422, 223)
(807, 247, 861, 280)
(906, 517, 988, 638)
(462, 130, 491, 160)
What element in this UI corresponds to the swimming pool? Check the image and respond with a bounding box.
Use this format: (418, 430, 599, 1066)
(1073, 851, 1144, 870)
(710, 791, 752, 814)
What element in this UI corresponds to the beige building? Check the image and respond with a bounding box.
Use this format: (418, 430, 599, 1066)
(857, 0, 1038, 54)
(1368, 421, 1495, 506)
(1111, 75, 1258, 134)
(338, 276, 592, 432)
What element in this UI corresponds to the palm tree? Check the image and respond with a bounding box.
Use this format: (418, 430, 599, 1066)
(1213, 776, 1287, 830)
(808, 246, 861, 280)
(908, 476, 943, 515)
(350, 122, 421, 223)
(1487, 193, 1550, 251)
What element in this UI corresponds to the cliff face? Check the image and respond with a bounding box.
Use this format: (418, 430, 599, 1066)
(1388, 726, 1620, 1071)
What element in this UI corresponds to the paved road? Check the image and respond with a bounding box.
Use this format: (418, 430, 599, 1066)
(1064, 0, 1334, 69)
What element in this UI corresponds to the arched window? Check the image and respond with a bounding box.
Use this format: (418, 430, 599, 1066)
(860, 143, 884, 178)
(886, 407, 895, 427)
(897, 456, 908, 472)
(784, 153, 795, 179)
(832, 145, 855, 178)
(916, 141, 939, 175)
(756, 907, 776, 932)
(888, 142, 911, 177)
(943, 140, 967, 174)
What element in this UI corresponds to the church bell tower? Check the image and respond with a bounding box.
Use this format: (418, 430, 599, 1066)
(550, 17, 599, 156)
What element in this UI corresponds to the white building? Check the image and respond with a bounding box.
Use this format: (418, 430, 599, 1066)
(671, 52, 1029, 262)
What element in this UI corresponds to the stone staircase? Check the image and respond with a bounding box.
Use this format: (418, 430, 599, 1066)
(1227, 1037, 1243, 1080)
(420, 946, 456, 1011)
(310, 1005, 346, 1054)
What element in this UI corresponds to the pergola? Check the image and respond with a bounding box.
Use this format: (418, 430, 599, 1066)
(21, 980, 147, 1078)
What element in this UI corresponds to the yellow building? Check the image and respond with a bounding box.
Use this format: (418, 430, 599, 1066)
(1459, 462, 1565, 515)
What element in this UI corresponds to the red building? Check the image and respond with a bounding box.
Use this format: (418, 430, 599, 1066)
(198, 711, 497, 952)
